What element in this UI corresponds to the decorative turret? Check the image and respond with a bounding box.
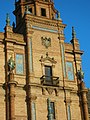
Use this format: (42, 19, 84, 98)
(13, 0, 57, 26)
(5, 13, 13, 37)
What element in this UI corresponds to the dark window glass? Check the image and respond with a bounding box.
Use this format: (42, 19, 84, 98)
(45, 0, 49, 1)
(45, 66, 52, 81)
(50, 102, 55, 119)
(29, 8, 32, 13)
(41, 8, 46, 16)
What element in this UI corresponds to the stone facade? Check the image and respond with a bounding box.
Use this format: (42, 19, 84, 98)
(0, 0, 89, 120)
(87, 89, 90, 119)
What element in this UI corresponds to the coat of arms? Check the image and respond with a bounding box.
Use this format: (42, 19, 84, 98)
(41, 37, 51, 48)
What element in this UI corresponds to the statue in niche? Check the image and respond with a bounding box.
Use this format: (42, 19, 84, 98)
(8, 56, 15, 72)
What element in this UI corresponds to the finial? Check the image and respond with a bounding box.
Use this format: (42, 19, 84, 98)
(12, 22, 15, 31)
(46, 52, 48, 57)
(57, 11, 62, 20)
(72, 26, 76, 39)
(24, 5, 31, 15)
(6, 13, 10, 26)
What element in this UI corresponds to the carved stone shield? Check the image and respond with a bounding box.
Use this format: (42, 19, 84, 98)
(41, 37, 51, 48)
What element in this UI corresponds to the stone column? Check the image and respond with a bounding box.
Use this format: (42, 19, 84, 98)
(8, 71, 17, 120)
(26, 94, 37, 120)
(26, 36, 34, 120)
(81, 81, 89, 120)
(24, 14, 34, 120)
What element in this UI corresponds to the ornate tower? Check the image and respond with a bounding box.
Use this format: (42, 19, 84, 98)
(13, 0, 57, 33)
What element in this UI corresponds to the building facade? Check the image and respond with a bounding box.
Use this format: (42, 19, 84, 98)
(0, 0, 89, 120)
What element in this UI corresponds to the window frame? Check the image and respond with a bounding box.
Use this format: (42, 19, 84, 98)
(15, 53, 24, 75)
(44, 65, 53, 84)
(66, 61, 74, 80)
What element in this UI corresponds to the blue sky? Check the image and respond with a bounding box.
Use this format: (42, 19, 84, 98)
(0, 0, 90, 88)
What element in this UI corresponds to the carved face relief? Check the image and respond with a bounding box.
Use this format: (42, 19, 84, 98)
(41, 37, 51, 48)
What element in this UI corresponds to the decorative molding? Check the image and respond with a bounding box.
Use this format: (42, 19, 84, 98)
(39, 52, 57, 64)
(61, 44, 66, 77)
(41, 37, 51, 48)
(46, 88, 54, 95)
(29, 15, 66, 28)
(42, 88, 46, 95)
(30, 95, 37, 101)
(55, 89, 59, 96)
(41, 87, 63, 96)
(32, 26, 58, 33)
(29, 37, 33, 72)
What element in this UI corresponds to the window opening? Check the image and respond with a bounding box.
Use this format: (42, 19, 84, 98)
(41, 8, 46, 16)
(29, 8, 32, 13)
(45, 66, 52, 82)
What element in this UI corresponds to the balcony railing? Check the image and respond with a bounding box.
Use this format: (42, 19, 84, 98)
(40, 75, 59, 86)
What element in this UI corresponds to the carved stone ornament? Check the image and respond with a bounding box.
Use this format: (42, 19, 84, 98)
(46, 88, 54, 95)
(55, 89, 59, 96)
(41, 37, 51, 48)
(42, 88, 46, 95)
(39, 52, 57, 64)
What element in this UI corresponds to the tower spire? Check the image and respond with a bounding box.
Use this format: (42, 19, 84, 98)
(72, 26, 76, 39)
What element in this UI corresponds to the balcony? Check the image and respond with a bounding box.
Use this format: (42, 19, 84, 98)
(40, 75, 59, 86)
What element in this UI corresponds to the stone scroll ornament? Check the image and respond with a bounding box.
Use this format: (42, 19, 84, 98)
(8, 57, 15, 71)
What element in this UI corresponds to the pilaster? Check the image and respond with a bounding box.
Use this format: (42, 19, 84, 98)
(80, 81, 89, 120)
(24, 12, 35, 120)
(8, 71, 17, 120)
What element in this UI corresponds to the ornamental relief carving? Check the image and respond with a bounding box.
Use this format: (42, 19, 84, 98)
(42, 87, 59, 96)
(39, 52, 57, 64)
(41, 37, 51, 48)
(46, 88, 54, 95)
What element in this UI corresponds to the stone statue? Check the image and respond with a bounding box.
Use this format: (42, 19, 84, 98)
(6, 13, 10, 26)
(77, 68, 84, 80)
(8, 57, 15, 71)
(57, 11, 61, 20)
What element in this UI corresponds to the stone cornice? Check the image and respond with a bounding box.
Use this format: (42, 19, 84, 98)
(65, 49, 84, 55)
(24, 14, 66, 29)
